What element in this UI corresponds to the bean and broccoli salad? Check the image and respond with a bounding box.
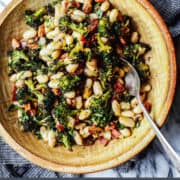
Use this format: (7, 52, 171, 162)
(8, 0, 152, 149)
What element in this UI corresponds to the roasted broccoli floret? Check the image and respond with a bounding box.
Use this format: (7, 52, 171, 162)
(16, 86, 36, 104)
(96, 33, 112, 53)
(59, 75, 82, 92)
(123, 43, 150, 64)
(136, 62, 150, 82)
(113, 21, 121, 36)
(19, 110, 37, 131)
(98, 17, 110, 37)
(57, 132, 73, 150)
(89, 91, 112, 127)
(43, 89, 56, 113)
(59, 16, 88, 35)
(25, 7, 47, 28)
(9, 50, 29, 65)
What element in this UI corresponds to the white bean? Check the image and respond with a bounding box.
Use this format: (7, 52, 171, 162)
(71, 10, 86, 23)
(119, 116, 135, 128)
(64, 91, 76, 98)
(120, 102, 131, 110)
(79, 109, 92, 120)
(54, 4, 65, 26)
(121, 110, 134, 118)
(74, 131, 83, 145)
(89, 13, 98, 20)
(103, 131, 111, 140)
(10, 74, 17, 82)
(119, 69, 125, 78)
(141, 84, 151, 92)
(109, 9, 119, 23)
(46, 28, 60, 40)
(76, 96, 83, 109)
(48, 79, 59, 88)
(18, 109, 23, 119)
(38, 37, 46, 46)
(67, 116, 76, 128)
(36, 74, 49, 84)
(66, 64, 79, 73)
(84, 68, 98, 77)
(120, 128, 131, 137)
(51, 72, 64, 80)
(133, 105, 142, 114)
(47, 41, 61, 51)
(65, 35, 74, 45)
(48, 130, 57, 147)
(101, 37, 108, 43)
(16, 79, 25, 87)
(11, 38, 20, 49)
(93, 81, 103, 96)
(40, 126, 49, 141)
(23, 29, 37, 40)
(86, 59, 97, 71)
(112, 100, 121, 116)
(131, 98, 138, 108)
(100, 1, 110, 12)
(80, 127, 90, 138)
(84, 96, 93, 108)
(131, 32, 139, 43)
(17, 71, 32, 80)
(85, 78, 92, 88)
(72, 31, 81, 40)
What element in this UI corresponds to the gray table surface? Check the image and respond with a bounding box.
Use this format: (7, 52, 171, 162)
(0, 0, 180, 178)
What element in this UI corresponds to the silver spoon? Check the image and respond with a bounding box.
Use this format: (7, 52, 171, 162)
(121, 58, 180, 171)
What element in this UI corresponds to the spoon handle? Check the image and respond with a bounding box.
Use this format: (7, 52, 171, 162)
(137, 95, 180, 171)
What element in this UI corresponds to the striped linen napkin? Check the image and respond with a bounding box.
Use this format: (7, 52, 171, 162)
(0, 0, 180, 178)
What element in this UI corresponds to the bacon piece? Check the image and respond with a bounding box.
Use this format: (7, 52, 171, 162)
(113, 81, 125, 93)
(88, 19, 99, 33)
(144, 101, 151, 112)
(111, 129, 120, 138)
(56, 124, 65, 131)
(12, 86, 17, 101)
(99, 136, 109, 146)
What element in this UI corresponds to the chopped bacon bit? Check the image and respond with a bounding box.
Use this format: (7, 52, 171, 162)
(38, 24, 45, 37)
(111, 129, 120, 138)
(61, 53, 69, 59)
(29, 109, 36, 116)
(56, 124, 65, 131)
(33, 102, 38, 109)
(25, 103, 31, 111)
(88, 19, 99, 33)
(72, 1, 80, 8)
(105, 124, 116, 131)
(80, 36, 89, 45)
(41, 88, 46, 94)
(83, 0, 93, 14)
(95, 0, 105, 3)
(118, 12, 123, 21)
(12, 38, 20, 49)
(52, 88, 61, 96)
(84, 136, 94, 146)
(113, 81, 125, 93)
(12, 86, 17, 101)
(99, 136, 109, 146)
(120, 37, 126, 46)
(144, 101, 151, 112)
(89, 126, 103, 134)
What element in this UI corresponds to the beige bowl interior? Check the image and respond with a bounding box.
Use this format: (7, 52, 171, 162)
(0, 0, 176, 174)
